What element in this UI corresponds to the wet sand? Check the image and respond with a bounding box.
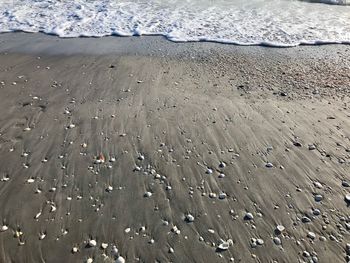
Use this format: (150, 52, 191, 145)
(0, 33, 350, 263)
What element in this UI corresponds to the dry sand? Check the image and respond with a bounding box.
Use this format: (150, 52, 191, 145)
(0, 33, 350, 263)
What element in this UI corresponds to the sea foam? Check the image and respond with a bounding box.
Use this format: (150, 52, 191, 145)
(0, 0, 349, 47)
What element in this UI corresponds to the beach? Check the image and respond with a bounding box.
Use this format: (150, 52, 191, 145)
(0, 33, 350, 263)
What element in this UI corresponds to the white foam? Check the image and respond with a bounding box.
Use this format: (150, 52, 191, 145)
(0, 0, 349, 47)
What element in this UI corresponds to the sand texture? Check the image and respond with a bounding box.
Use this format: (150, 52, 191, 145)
(0, 34, 350, 263)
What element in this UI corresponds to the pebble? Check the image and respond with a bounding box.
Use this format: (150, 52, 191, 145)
(219, 193, 227, 199)
(185, 213, 195, 222)
(342, 181, 350, 187)
(313, 182, 323, 189)
(257, 239, 264, 245)
(217, 239, 232, 251)
(67, 124, 75, 129)
(206, 168, 213, 174)
(101, 243, 108, 249)
(115, 256, 125, 263)
(219, 162, 226, 168)
(144, 191, 152, 197)
(303, 251, 310, 257)
(314, 194, 323, 202)
(273, 237, 281, 245)
(345, 194, 350, 203)
(218, 173, 225, 178)
(72, 246, 78, 253)
(244, 212, 254, 220)
(88, 239, 97, 247)
(308, 144, 316, 150)
(0, 225, 8, 232)
(265, 162, 274, 168)
(307, 231, 316, 239)
(276, 225, 285, 233)
(86, 258, 93, 263)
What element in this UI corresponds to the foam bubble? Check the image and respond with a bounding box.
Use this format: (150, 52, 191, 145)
(0, 0, 349, 47)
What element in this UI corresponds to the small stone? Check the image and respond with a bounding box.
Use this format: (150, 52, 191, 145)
(273, 237, 281, 245)
(314, 194, 323, 202)
(313, 182, 323, 189)
(244, 212, 254, 220)
(86, 258, 93, 263)
(218, 173, 225, 178)
(168, 247, 174, 253)
(302, 216, 311, 223)
(217, 240, 230, 251)
(1, 225, 8, 232)
(293, 142, 302, 147)
(308, 144, 316, 150)
(101, 243, 108, 249)
(106, 186, 113, 192)
(345, 194, 350, 203)
(276, 225, 285, 234)
(307, 232, 316, 239)
(185, 213, 195, 222)
(88, 239, 97, 247)
(313, 209, 321, 216)
(219, 162, 226, 168)
(144, 191, 152, 197)
(303, 251, 310, 257)
(257, 239, 264, 245)
(72, 246, 79, 253)
(206, 168, 213, 174)
(115, 256, 125, 263)
(219, 193, 227, 199)
(265, 162, 274, 168)
(342, 181, 350, 187)
(67, 124, 75, 129)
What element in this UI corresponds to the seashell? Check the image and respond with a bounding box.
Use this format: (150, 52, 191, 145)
(86, 258, 93, 263)
(124, 228, 131, 233)
(67, 124, 75, 129)
(23, 127, 31, 131)
(72, 246, 79, 253)
(106, 185, 113, 192)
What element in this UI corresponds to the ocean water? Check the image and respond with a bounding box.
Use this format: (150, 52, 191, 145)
(0, 0, 349, 46)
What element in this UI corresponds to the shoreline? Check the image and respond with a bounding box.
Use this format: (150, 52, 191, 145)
(0, 33, 350, 263)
